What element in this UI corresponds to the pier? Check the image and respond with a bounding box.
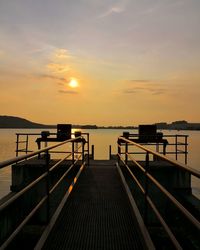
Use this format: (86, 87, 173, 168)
(0, 128, 199, 249)
(35, 159, 152, 250)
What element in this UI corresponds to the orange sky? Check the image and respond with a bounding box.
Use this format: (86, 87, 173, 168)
(0, 0, 200, 126)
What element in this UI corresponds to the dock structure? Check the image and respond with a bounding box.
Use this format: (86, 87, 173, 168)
(35, 159, 153, 250)
(0, 129, 199, 249)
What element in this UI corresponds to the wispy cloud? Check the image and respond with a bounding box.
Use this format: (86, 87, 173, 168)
(59, 90, 78, 94)
(129, 79, 151, 83)
(54, 49, 72, 59)
(27, 42, 56, 55)
(123, 89, 137, 94)
(47, 63, 70, 74)
(139, 0, 185, 16)
(99, 5, 125, 18)
(36, 74, 67, 82)
(122, 80, 168, 95)
(45, 48, 75, 81)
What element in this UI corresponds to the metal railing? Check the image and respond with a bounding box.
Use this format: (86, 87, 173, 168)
(120, 133, 188, 164)
(15, 132, 90, 163)
(0, 136, 88, 249)
(117, 136, 200, 249)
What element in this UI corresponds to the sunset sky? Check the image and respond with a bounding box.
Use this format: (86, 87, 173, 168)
(0, 0, 200, 126)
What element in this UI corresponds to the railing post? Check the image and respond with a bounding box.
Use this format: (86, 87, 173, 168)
(125, 142, 128, 165)
(75, 142, 78, 160)
(185, 136, 188, 164)
(87, 134, 90, 165)
(144, 152, 149, 225)
(117, 139, 121, 164)
(25, 135, 29, 154)
(91, 145, 94, 160)
(16, 134, 19, 157)
(45, 150, 50, 223)
(109, 145, 112, 160)
(72, 141, 75, 164)
(156, 142, 159, 153)
(175, 135, 178, 161)
(82, 140, 85, 164)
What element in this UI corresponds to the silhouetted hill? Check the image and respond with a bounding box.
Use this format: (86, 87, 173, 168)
(155, 121, 200, 130)
(0, 116, 55, 128)
(0, 116, 97, 129)
(1, 116, 200, 130)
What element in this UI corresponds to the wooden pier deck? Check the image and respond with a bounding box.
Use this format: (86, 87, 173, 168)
(35, 160, 153, 250)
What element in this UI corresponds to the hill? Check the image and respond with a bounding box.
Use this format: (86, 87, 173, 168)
(0, 115, 55, 128)
(1, 116, 200, 130)
(155, 121, 200, 130)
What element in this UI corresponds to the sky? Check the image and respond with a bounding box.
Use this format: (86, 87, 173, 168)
(0, 0, 200, 126)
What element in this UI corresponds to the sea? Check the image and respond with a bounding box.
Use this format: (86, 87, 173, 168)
(0, 128, 199, 199)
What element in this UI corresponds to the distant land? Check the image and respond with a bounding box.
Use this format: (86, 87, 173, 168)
(0, 115, 200, 130)
(0, 116, 97, 129)
(99, 120, 200, 130)
(154, 120, 200, 130)
(0, 116, 54, 128)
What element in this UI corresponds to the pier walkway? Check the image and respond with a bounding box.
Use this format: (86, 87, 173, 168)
(1, 131, 199, 249)
(35, 160, 152, 250)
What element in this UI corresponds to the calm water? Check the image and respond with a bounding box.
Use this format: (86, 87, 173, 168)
(0, 128, 199, 198)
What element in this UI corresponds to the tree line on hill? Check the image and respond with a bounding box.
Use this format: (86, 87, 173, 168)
(155, 120, 200, 130)
(0, 116, 200, 130)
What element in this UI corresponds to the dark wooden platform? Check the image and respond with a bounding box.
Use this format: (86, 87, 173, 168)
(36, 160, 153, 250)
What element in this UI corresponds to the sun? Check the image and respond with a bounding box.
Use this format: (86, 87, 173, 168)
(69, 78, 79, 88)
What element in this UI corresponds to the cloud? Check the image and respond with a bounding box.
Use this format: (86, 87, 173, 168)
(45, 48, 74, 78)
(54, 49, 72, 59)
(36, 74, 67, 82)
(129, 79, 151, 83)
(123, 89, 137, 94)
(152, 90, 165, 95)
(59, 90, 78, 94)
(99, 5, 125, 18)
(47, 63, 70, 74)
(139, 0, 185, 16)
(123, 87, 166, 95)
(57, 82, 65, 86)
(122, 80, 167, 95)
(26, 42, 56, 56)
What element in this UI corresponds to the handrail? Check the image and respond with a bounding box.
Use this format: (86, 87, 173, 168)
(0, 136, 82, 169)
(124, 153, 200, 230)
(15, 132, 90, 165)
(0, 157, 85, 249)
(119, 133, 188, 164)
(118, 136, 200, 178)
(0, 135, 87, 249)
(118, 157, 182, 249)
(118, 136, 200, 249)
